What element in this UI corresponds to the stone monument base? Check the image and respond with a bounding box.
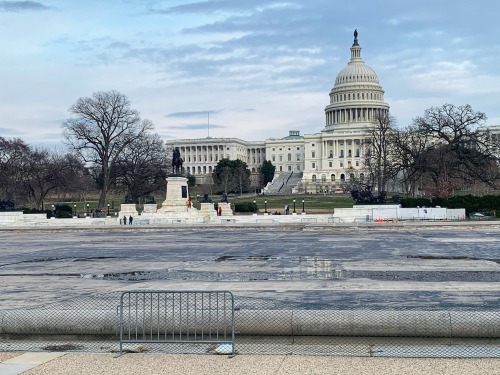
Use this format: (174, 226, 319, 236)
(218, 202, 233, 216)
(142, 204, 158, 214)
(119, 204, 138, 217)
(199, 203, 217, 221)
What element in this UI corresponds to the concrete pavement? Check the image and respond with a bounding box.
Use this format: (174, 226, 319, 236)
(1, 352, 500, 375)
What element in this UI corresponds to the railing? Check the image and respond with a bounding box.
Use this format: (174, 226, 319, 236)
(1, 292, 499, 358)
(118, 291, 235, 355)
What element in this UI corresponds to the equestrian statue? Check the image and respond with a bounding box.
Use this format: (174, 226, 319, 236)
(172, 148, 184, 174)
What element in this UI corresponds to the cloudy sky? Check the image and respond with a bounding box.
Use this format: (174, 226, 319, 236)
(1, 0, 500, 147)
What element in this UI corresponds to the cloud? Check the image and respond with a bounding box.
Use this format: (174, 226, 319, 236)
(0, 1, 50, 12)
(0, 127, 21, 136)
(148, 0, 268, 15)
(166, 110, 220, 118)
(169, 123, 226, 130)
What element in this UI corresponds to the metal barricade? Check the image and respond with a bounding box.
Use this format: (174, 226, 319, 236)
(118, 290, 235, 355)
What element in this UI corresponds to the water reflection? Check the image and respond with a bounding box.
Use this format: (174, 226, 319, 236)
(299, 257, 343, 279)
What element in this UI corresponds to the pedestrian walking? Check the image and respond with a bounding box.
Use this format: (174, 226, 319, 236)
(123, 215, 127, 225)
(129, 215, 133, 225)
(285, 204, 289, 215)
(218, 206, 222, 216)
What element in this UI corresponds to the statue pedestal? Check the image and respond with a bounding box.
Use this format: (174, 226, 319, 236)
(218, 202, 233, 216)
(158, 176, 190, 214)
(119, 204, 138, 217)
(142, 204, 158, 214)
(200, 203, 217, 220)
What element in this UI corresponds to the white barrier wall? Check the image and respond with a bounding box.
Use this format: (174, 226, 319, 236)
(0, 212, 24, 223)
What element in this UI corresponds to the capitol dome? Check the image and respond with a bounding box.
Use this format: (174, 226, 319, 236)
(334, 29, 380, 86)
(323, 29, 389, 132)
(335, 62, 379, 85)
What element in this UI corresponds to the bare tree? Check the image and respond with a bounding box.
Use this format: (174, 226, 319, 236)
(0, 137, 30, 202)
(390, 125, 434, 196)
(113, 133, 168, 202)
(365, 112, 398, 193)
(392, 104, 499, 198)
(62, 90, 153, 208)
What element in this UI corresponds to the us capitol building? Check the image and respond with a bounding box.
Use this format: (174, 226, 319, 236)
(166, 31, 394, 193)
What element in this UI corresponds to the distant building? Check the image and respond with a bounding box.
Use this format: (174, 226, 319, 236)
(168, 137, 265, 185)
(166, 31, 495, 193)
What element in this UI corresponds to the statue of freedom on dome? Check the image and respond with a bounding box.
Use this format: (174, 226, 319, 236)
(353, 29, 359, 46)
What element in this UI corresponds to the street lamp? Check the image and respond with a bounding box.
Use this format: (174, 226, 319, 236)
(107, 203, 110, 217)
(73, 204, 76, 217)
(264, 200, 267, 214)
(51, 205, 55, 218)
(293, 199, 296, 214)
(253, 199, 256, 213)
(302, 199, 305, 213)
(86, 203, 89, 216)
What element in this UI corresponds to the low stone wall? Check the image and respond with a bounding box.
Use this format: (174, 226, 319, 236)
(0, 211, 24, 224)
(1, 309, 498, 338)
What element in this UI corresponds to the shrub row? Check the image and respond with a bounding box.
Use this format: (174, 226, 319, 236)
(234, 202, 258, 213)
(401, 195, 500, 216)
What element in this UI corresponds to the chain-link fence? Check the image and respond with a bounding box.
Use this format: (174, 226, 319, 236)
(1, 291, 499, 358)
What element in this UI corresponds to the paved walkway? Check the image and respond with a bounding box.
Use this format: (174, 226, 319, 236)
(1, 352, 500, 375)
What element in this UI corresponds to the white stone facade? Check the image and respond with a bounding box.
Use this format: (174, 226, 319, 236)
(266, 131, 305, 174)
(166, 138, 265, 184)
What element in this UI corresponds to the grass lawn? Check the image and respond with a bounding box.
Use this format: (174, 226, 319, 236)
(50, 192, 355, 215)
(228, 194, 355, 214)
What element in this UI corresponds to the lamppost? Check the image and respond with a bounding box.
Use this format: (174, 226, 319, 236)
(264, 200, 267, 214)
(86, 203, 89, 216)
(107, 203, 110, 217)
(51, 205, 55, 218)
(73, 204, 76, 217)
(293, 199, 296, 214)
(302, 199, 305, 213)
(253, 199, 256, 213)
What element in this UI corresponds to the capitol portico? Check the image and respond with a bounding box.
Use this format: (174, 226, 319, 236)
(166, 31, 389, 193)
